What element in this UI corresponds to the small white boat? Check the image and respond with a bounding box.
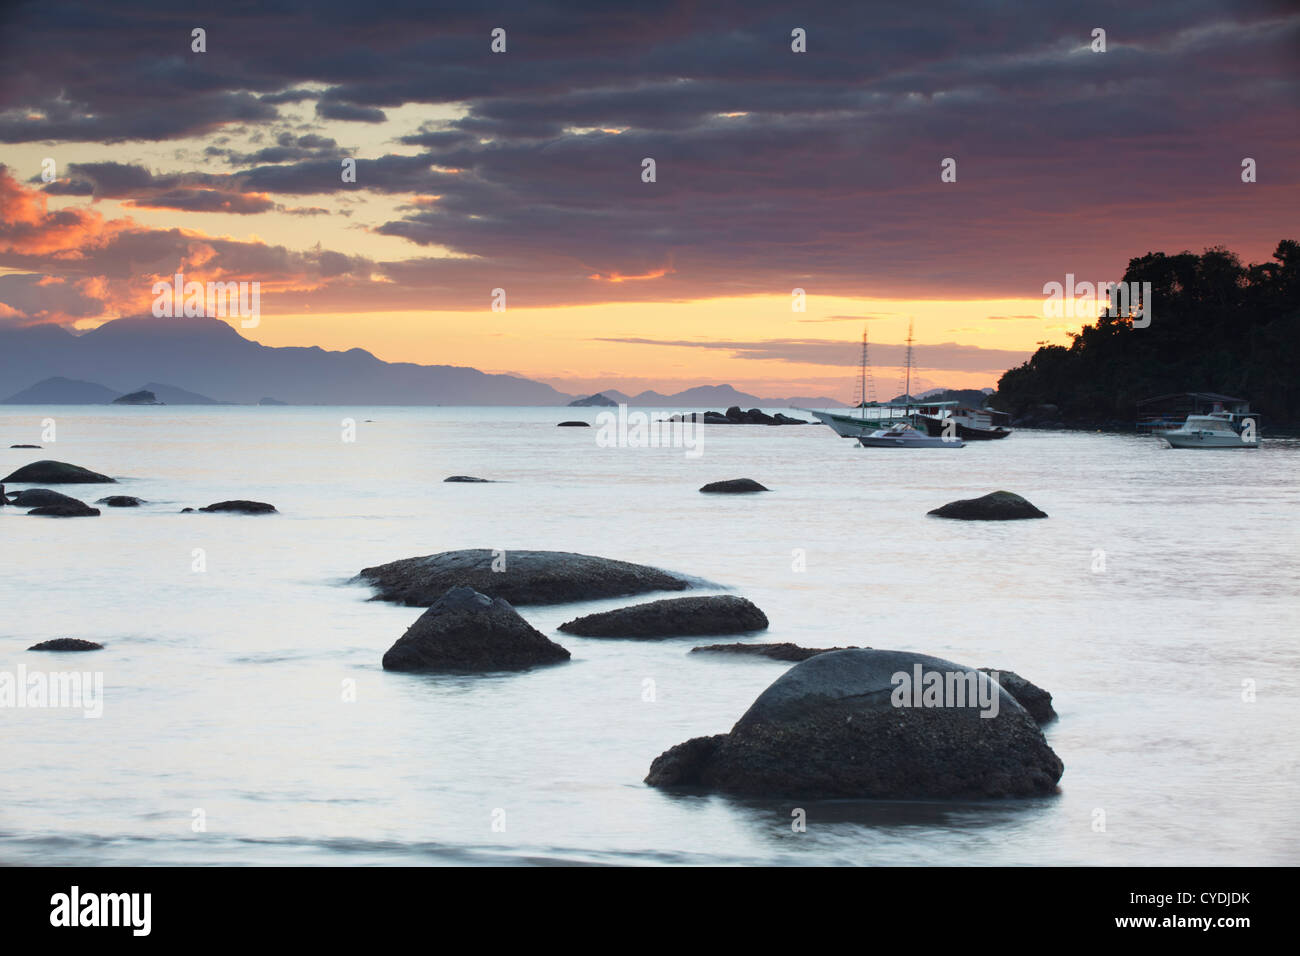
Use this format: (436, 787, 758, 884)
(857, 423, 964, 448)
(1162, 413, 1258, 448)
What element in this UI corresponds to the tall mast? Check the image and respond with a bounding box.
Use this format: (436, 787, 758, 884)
(860, 329, 867, 412)
(854, 325, 876, 418)
(901, 319, 914, 412)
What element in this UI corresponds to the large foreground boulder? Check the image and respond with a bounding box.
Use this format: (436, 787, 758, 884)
(382, 586, 570, 672)
(358, 549, 694, 607)
(928, 491, 1047, 520)
(646, 649, 1063, 799)
(700, 478, 769, 494)
(559, 596, 768, 637)
(1, 460, 115, 484)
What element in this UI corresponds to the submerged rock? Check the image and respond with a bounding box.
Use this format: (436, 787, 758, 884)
(646, 648, 1063, 799)
(980, 668, 1057, 724)
(358, 549, 694, 607)
(556, 421, 591, 427)
(1, 460, 115, 484)
(928, 491, 1047, 520)
(197, 500, 277, 514)
(9, 444, 41, 449)
(690, 642, 864, 662)
(381, 586, 570, 672)
(29, 638, 104, 651)
(444, 476, 495, 483)
(700, 478, 770, 494)
(96, 495, 144, 507)
(559, 596, 768, 638)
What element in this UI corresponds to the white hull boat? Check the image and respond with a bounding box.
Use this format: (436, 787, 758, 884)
(858, 424, 964, 448)
(1163, 413, 1259, 448)
(805, 408, 908, 437)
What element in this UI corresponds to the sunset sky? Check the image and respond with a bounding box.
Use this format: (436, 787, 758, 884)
(1, 1, 1296, 400)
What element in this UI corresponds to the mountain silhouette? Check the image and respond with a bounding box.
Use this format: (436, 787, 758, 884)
(0, 316, 573, 405)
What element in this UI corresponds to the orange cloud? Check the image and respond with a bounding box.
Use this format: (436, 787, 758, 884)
(587, 266, 674, 283)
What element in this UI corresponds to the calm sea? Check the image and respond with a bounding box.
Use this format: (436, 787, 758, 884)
(1, 406, 1297, 865)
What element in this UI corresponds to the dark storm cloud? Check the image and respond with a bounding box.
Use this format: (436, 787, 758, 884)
(0, 0, 1296, 307)
(315, 101, 388, 123)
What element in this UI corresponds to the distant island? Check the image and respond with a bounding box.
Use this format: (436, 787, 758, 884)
(112, 389, 164, 405)
(2, 377, 226, 405)
(994, 240, 1299, 428)
(568, 392, 618, 407)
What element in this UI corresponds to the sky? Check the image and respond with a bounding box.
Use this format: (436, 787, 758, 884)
(0, 0, 1296, 400)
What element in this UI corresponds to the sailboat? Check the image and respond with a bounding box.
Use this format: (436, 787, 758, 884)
(856, 321, 963, 448)
(799, 322, 1006, 444)
(797, 327, 913, 438)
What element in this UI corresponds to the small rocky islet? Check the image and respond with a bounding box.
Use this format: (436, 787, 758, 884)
(666, 406, 810, 426)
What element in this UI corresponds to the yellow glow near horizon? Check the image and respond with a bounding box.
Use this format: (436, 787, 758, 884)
(230, 294, 1080, 399)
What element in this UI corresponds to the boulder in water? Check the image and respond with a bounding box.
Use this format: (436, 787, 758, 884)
(559, 596, 768, 637)
(928, 491, 1047, 520)
(197, 500, 277, 514)
(28, 501, 100, 517)
(9, 488, 87, 508)
(1, 460, 114, 484)
(29, 638, 103, 651)
(381, 586, 570, 672)
(357, 548, 695, 607)
(700, 478, 769, 494)
(96, 495, 145, 507)
(444, 476, 495, 483)
(646, 648, 1064, 798)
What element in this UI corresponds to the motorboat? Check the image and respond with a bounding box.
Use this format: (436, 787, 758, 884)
(915, 405, 1011, 440)
(1162, 413, 1259, 448)
(857, 423, 964, 448)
